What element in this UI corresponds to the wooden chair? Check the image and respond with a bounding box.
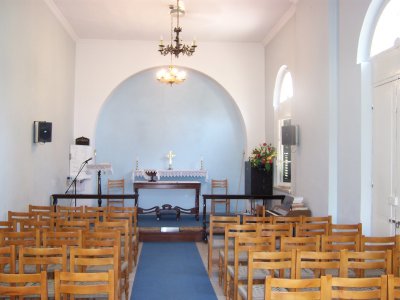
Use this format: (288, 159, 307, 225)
(107, 179, 125, 207)
(220, 224, 259, 293)
(280, 236, 321, 252)
(105, 211, 138, 269)
(258, 223, 293, 251)
(273, 215, 303, 224)
(7, 211, 37, 231)
(388, 274, 400, 300)
(0, 230, 41, 248)
(242, 215, 272, 224)
(0, 245, 16, 274)
(329, 223, 362, 236)
(295, 222, 329, 237)
(340, 249, 392, 278)
(69, 246, 119, 299)
(327, 274, 388, 300)
(296, 250, 342, 279)
(210, 179, 230, 215)
(0, 271, 48, 299)
(226, 236, 275, 300)
(264, 275, 328, 300)
(208, 215, 240, 277)
(70, 211, 100, 228)
(237, 249, 296, 300)
(19, 245, 67, 298)
(94, 221, 130, 299)
(54, 269, 115, 300)
(321, 234, 361, 252)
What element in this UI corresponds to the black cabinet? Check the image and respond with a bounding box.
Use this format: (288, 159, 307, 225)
(245, 161, 273, 195)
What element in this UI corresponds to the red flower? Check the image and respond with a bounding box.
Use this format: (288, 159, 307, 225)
(263, 143, 267, 146)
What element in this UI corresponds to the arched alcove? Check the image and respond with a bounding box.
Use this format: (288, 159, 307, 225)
(94, 67, 247, 212)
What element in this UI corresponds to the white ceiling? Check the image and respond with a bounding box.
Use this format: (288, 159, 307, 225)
(50, 0, 294, 43)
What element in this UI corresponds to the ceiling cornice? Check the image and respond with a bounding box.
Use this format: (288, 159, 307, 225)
(262, 3, 297, 46)
(43, 0, 78, 41)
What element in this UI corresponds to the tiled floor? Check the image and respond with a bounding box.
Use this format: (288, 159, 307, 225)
(128, 242, 225, 300)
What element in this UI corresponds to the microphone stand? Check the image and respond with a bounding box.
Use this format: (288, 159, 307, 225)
(65, 160, 90, 207)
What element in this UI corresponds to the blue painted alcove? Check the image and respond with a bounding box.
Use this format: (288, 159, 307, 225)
(95, 67, 247, 213)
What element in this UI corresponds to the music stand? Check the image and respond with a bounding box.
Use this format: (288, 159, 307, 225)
(86, 163, 113, 207)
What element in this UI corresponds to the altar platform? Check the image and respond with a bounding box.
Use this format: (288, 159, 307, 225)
(138, 214, 206, 242)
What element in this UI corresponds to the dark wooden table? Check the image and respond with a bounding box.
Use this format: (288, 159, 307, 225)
(133, 181, 201, 220)
(201, 194, 286, 241)
(52, 193, 137, 207)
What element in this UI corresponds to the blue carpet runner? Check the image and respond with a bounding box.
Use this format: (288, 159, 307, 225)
(131, 242, 217, 300)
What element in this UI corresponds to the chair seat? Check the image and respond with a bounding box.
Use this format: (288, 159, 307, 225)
(227, 265, 271, 281)
(219, 249, 247, 263)
(238, 284, 287, 300)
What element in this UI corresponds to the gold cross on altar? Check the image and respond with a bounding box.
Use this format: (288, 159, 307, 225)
(166, 150, 176, 170)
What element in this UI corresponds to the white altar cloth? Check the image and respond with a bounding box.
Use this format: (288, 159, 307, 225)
(132, 169, 208, 182)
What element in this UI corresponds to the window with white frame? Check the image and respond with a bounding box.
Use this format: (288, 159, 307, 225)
(370, 0, 400, 57)
(274, 65, 294, 187)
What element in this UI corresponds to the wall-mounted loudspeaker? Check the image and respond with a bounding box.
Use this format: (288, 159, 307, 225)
(281, 125, 298, 146)
(34, 121, 52, 143)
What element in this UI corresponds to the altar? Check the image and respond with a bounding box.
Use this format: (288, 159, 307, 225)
(132, 169, 208, 182)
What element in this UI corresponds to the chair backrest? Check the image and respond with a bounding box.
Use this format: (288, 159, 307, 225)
(242, 215, 273, 224)
(273, 215, 303, 224)
(328, 274, 387, 300)
(302, 216, 332, 225)
(82, 230, 120, 249)
(0, 271, 48, 299)
(296, 250, 342, 279)
(42, 230, 82, 248)
(0, 221, 16, 232)
(0, 230, 41, 249)
(265, 275, 328, 300)
(321, 234, 361, 252)
(207, 215, 240, 276)
(361, 235, 396, 252)
(29, 204, 55, 214)
(329, 223, 362, 236)
(54, 270, 115, 300)
(55, 219, 90, 232)
(258, 223, 293, 237)
(247, 249, 296, 300)
(19, 245, 67, 275)
(0, 245, 16, 273)
(340, 249, 392, 278)
(69, 246, 119, 297)
(295, 222, 329, 237)
(70, 211, 100, 227)
(19, 219, 52, 232)
(281, 236, 320, 252)
(107, 179, 125, 194)
(211, 179, 228, 192)
(56, 205, 84, 215)
(8, 211, 37, 230)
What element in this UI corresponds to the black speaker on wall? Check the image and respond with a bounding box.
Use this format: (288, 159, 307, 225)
(34, 121, 52, 143)
(281, 125, 298, 146)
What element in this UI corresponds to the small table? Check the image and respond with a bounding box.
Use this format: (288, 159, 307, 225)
(133, 181, 201, 220)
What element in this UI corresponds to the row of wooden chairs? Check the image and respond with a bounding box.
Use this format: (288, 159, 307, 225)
(4, 207, 138, 270)
(0, 239, 128, 299)
(0, 269, 115, 299)
(243, 274, 399, 300)
(230, 246, 394, 300)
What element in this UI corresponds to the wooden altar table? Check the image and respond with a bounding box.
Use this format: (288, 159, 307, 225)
(133, 181, 201, 220)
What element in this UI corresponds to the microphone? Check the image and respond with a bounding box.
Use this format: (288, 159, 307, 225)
(83, 157, 92, 163)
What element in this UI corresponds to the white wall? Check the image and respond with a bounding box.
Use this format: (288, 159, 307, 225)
(265, 0, 371, 219)
(74, 40, 265, 155)
(0, 0, 75, 219)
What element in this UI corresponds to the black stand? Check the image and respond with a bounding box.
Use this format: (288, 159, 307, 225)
(65, 160, 89, 206)
(97, 170, 102, 207)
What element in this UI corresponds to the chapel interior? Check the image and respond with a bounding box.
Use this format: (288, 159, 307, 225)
(1, 0, 400, 299)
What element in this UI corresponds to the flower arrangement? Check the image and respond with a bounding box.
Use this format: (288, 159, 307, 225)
(249, 142, 277, 171)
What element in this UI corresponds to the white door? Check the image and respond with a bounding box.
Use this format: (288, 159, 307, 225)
(372, 79, 400, 236)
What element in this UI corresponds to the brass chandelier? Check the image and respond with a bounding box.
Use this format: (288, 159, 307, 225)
(158, 0, 197, 58)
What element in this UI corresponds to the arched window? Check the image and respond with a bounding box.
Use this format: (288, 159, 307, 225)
(274, 66, 294, 188)
(370, 0, 400, 57)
